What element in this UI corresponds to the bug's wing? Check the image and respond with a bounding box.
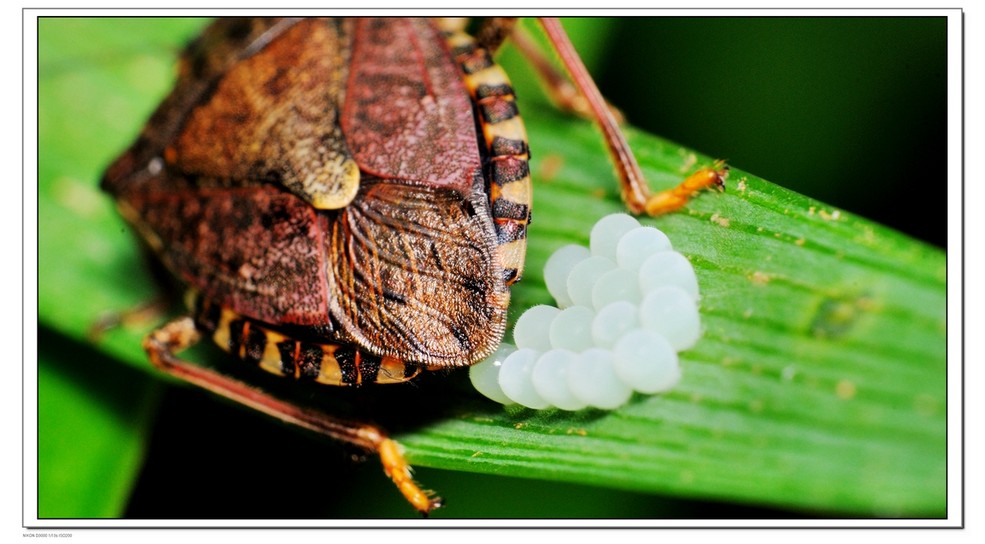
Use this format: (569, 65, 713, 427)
(105, 18, 361, 211)
(327, 180, 510, 367)
(343, 18, 483, 197)
(121, 175, 337, 328)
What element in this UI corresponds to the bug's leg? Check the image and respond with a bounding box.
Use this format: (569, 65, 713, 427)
(537, 18, 727, 216)
(509, 23, 625, 124)
(143, 316, 442, 514)
(472, 17, 518, 54)
(88, 296, 171, 341)
(643, 160, 729, 215)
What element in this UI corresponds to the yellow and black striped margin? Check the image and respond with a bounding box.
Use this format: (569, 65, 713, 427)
(192, 295, 422, 386)
(443, 26, 532, 287)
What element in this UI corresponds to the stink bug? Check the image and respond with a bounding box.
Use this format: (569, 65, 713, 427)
(101, 17, 726, 515)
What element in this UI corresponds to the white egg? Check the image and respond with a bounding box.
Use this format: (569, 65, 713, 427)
(548, 306, 596, 352)
(498, 348, 550, 409)
(589, 213, 641, 260)
(591, 268, 642, 310)
(590, 301, 640, 349)
(639, 286, 702, 351)
(612, 329, 681, 394)
(469, 343, 517, 405)
(638, 251, 700, 301)
(543, 244, 591, 308)
(566, 256, 616, 308)
(531, 349, 587, 411)
(566, 348, 634, 409)
(513, 304, 561, 350)
(616, 227, 672, 271)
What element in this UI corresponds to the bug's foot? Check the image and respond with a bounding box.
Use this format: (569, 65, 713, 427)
(378, 437, 443, 515)
(642, 161, 729, 216)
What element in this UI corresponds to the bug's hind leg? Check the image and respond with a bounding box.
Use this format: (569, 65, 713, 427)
(88, 296, 171, 341)
(472, 17, 518, 54)
(508, 22, 626, 124)
(143, 316, 442, 515)
(535, 18, 727, 215)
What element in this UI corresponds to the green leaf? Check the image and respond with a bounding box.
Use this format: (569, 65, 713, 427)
(37, 331, 161, 517)
(37, 18, 945, 518)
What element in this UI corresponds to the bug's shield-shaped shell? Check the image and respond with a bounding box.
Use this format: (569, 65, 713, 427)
(103, 17, 510, 367)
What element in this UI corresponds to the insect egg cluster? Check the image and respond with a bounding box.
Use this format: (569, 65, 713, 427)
(470, 213, 702, 410)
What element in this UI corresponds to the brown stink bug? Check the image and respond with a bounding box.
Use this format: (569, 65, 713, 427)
(101, 17, 726, 514)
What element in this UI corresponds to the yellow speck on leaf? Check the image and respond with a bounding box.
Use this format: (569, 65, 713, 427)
(749, 271, 770, 285)
(678, 151, 697, 173)
(913, 394, 939, 417)
(836, 379, 857, 400)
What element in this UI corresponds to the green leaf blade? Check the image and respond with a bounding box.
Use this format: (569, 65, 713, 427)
(37, 335, 161, 518)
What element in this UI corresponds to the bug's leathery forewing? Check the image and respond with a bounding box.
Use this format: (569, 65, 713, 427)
(102, 18, 510, 368)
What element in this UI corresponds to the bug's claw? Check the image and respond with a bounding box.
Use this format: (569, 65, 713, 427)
(378, 437, 443, 515)
(642, 161, 730, 216)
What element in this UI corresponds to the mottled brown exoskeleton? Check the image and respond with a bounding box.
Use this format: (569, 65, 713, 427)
(101, 17, 726, 514)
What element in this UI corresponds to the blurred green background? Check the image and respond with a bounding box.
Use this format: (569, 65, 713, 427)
(568, 18, 947, 249)
(37, 16, 948, 520)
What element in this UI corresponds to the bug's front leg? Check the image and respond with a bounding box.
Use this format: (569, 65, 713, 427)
(143, 316, 442, 515)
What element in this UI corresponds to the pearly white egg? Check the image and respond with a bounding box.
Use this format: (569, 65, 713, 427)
(639, 286, 702, 351)
(638, 251, 700, 301)
(469, 343, 517, 405)
(548, 306, 596, 352)
(531, 349, 587, 411)
(589, 213, 641, 260)
(566, 348, 634, 410)
(612, 329, 681, 394)
(498, 348, 550, 409)
(513, 305, 561, 351)
(615, 227, 672, 271)
(543, 244, 591, 308)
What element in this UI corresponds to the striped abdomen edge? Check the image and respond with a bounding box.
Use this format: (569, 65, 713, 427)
(444, 28, 532, 287)
(192, 296, 422, 386)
